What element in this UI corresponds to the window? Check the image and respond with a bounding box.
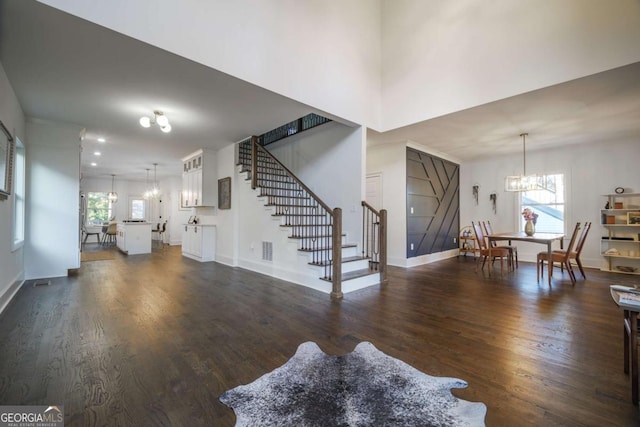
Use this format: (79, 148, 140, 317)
(129, 197, 146, 220)
(520, 174, 565, 233)
(87, 192, 113, 225)
(11, 137, 25, 250)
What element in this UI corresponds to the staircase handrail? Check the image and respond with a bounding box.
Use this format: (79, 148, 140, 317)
(361, 201, 388, 285)
(251, 136, 334, 214)
(361, 200, 379, 215)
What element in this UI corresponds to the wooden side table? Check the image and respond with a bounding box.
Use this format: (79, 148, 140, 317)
(459, 226, 478, 258)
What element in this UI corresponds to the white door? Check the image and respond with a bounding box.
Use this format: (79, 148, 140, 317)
(366, 173, 383, 210)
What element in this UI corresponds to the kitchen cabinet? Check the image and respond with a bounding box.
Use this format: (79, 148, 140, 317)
(181, 148, 217, 207)
(182, 224, 216, 262)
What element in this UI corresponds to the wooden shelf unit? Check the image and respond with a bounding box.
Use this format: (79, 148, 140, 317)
(601, 192, 640, 275)
(459, 226, 479, 258)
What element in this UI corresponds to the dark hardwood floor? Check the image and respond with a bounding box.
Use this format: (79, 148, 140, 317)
(1, 245, 639, 426)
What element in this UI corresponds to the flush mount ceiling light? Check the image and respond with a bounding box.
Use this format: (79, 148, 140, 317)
(139, 110, 172, 133)
(504, 133, 551, 192)
(108, 174, 118, 203)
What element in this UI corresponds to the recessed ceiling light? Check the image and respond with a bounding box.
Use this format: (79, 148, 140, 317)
(91, 162, 97, 166)
(94, 151, 101, 156)
(97, 137, 106, 143)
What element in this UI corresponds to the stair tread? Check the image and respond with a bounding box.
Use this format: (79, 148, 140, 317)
(260, 184, 299, 189)
(319, 268, 380, 282)
(261, 194, 310, 199)
(298, 243, 357, 252)
(264, 204, 318, 208)
(309, 256, 369, 267)
(281, 224, 332, 228)
(273, 213, 326, 217)
(289, 233, 345, 239)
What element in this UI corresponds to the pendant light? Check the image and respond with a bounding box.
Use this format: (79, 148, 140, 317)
(151, 163, 160, 197)
(143, 168, 151, 200)
(504, 133, 550, 192)
(108, 174, 118, 203)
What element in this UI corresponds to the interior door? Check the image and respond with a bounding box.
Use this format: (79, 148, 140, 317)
(366, 173, 382, 210)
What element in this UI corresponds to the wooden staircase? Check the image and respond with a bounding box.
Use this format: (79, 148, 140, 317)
(237, 136, 384, 297)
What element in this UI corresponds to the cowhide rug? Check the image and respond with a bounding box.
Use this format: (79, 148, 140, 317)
(220, 341, 486, 426)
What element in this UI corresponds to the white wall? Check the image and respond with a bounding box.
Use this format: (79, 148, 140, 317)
(39, 0, 382, 129)
(211, 143, 238, 266)
(0, 62, 26, 312)
(41, 0, 640, 136)
(366, 142, 407, 266)
(25, 120, 81, 279)
(381, 0, 640, 130)
(269, 122, 363, 245)
(460, 138, 640, 267)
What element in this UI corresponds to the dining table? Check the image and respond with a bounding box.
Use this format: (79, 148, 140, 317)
(487, 232, 564, 285)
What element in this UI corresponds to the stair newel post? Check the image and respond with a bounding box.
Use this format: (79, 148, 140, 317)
(331, 207, 343, 299)
(250, 135, 258, 190)
(379, 209, 388, 285)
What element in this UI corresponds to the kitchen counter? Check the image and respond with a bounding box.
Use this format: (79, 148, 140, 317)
(116, 222, 152, 255)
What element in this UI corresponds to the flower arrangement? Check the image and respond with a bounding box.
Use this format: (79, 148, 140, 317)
(522, 207, 538, 225)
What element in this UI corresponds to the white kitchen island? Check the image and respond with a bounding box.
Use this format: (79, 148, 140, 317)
(116, 222, 152, 255)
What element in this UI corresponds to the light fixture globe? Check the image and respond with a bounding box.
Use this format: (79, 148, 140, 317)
(155, 112, 169, 127)
(160, 123, 172, 133)
(139, 116, 151, 128)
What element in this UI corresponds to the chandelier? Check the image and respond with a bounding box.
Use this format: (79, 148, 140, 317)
(504, 133, 550, 192)
(108, 174, 118, 203)
(139, 110, 171, 133)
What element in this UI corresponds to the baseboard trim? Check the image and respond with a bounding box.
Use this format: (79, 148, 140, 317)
(0, 275, 25, 316)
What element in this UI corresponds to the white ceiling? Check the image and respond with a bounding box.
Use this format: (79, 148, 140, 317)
(369, 60, 640, 161)
(0, 0, 316, 181)
(1, 1, 639, 182)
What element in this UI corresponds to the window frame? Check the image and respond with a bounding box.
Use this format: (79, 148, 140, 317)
(11, 137, 25, 251)
(128, 196, 147, 221)
(86, 191, 113, 226)
(518, 173, 566, 234)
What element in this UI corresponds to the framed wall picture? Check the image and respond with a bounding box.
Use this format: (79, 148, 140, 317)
(218, 177, 231, 209)
(628, 212, 640, 225)
(0, 120, 14, 200)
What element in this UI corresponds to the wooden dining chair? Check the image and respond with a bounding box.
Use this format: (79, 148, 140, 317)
(554, 221, 591, 279)
(472, 221, 511, 276)
(482, 221, 518, 271)
(537, 222, 581, 284)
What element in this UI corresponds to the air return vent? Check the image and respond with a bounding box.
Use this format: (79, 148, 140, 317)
(262, 241, 273, 261)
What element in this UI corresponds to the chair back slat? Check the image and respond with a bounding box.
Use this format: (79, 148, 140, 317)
(574, 221, 591, 254)
(482, 221, 497, 247)
(472, 221, 487, 250)
(563, 222, 581, 260)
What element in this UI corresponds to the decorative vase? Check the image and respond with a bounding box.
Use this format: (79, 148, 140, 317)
(524, 220, 535, 236)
